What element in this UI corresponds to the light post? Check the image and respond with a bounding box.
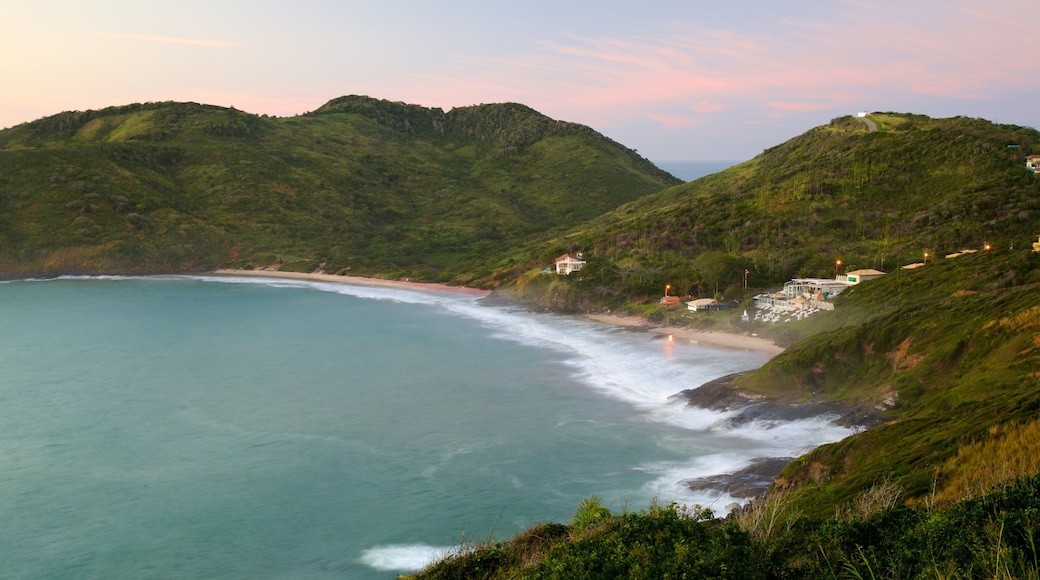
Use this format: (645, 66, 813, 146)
(664, 284, 671, 297)
(835, 259, 842, 277)
(923, 251, 929, 265)
(984, 242, 992, 252)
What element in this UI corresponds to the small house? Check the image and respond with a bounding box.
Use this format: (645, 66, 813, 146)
(686, 298, 719, 312)
(660, 295, 682, 308)
(554, 253, 586, 275)
(1033, 236, 1040, 253)
(837, 269, 886, 284)
(1027, 155, 1040, 174)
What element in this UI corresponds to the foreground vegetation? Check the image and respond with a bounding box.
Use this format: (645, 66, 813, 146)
(415, 475, 1040, 579)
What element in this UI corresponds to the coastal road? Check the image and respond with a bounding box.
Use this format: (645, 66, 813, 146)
(859, 116, 878, 132)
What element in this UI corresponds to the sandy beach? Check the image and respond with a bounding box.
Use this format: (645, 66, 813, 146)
(584, 313, 785, 356)
(208, 270, 779, 355)
(208, 269, 492, 297)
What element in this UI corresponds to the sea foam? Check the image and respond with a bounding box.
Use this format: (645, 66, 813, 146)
(358, 544, 457, 572)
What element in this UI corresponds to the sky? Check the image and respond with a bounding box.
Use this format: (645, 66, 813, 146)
(1, 0, 1037, 162)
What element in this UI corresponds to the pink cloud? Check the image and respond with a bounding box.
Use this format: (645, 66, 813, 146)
(382, 0, 1037, 131)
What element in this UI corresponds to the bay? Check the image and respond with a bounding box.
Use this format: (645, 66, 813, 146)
(0, 276, 850, 578)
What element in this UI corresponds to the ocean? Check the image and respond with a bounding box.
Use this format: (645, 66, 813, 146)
(654, 160, 741, 182)
(0, 276, 852, 578)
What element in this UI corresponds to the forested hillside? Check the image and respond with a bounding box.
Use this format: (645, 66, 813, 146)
(0, 96, 679, 279)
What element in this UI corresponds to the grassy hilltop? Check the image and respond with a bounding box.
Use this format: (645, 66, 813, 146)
(0, 96, 678, 279)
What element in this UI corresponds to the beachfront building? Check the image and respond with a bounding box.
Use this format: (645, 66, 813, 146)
(554, 253, 586, 275)
(783, 278, 852, 301)
(686, 298, 720, 312)
(754, 269, 890, 323)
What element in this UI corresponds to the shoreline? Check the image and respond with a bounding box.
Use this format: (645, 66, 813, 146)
(583, 313, 785, 356)
(206, 269, 493, 297)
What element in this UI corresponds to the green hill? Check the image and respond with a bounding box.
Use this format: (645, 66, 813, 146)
(0, 97, 679, 279)
(492, 114, 1040, 307)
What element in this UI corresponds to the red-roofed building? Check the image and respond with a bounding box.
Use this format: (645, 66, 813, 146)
(554, 253, 586, 275)
(660, 295, 682, 308)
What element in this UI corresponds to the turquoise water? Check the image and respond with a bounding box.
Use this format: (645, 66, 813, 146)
(0, 276, 851, 578)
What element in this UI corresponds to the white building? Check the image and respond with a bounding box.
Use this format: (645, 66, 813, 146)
(837, 269, 886, 284)
(783, 278, 852, 301)
(686, 298, 719, 312)
(554, 253, 586, 275)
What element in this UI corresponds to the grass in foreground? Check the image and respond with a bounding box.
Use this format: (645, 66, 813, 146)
(413, 474, 1040, 579)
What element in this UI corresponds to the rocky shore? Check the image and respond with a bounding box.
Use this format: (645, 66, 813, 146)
(674, 372, 886, 499)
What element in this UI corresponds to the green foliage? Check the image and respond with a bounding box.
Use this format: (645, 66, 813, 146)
(418, 476, 1040, 579)
(569, 495, 611, 534)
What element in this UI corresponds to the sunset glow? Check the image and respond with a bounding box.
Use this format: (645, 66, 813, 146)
(1, 0, 1036, 160)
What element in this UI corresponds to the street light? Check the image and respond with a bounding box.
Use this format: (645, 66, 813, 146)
(835, 259, 842, 276)
(665, 284, 671, 297)
(984, 242, 992, 251)
(923, 251, 929, 264)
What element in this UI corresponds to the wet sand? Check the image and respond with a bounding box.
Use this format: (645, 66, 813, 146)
(208, 269, 492, 297)
(583, 313, 784, 356)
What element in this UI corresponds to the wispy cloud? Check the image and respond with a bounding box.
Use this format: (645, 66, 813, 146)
(94, 32, 246, 49)
(389, 0, 1038, 132)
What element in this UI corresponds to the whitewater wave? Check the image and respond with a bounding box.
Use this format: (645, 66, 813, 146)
(359, 544, 458, 572)
(183, 274, 858, 507)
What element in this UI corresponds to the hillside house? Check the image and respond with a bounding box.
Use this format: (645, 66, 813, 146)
(1033, 236, 1040, 253)
(837, 269, 886, 284)
(1027, 155, 1040, 174)
(554, 253, 586, 275)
